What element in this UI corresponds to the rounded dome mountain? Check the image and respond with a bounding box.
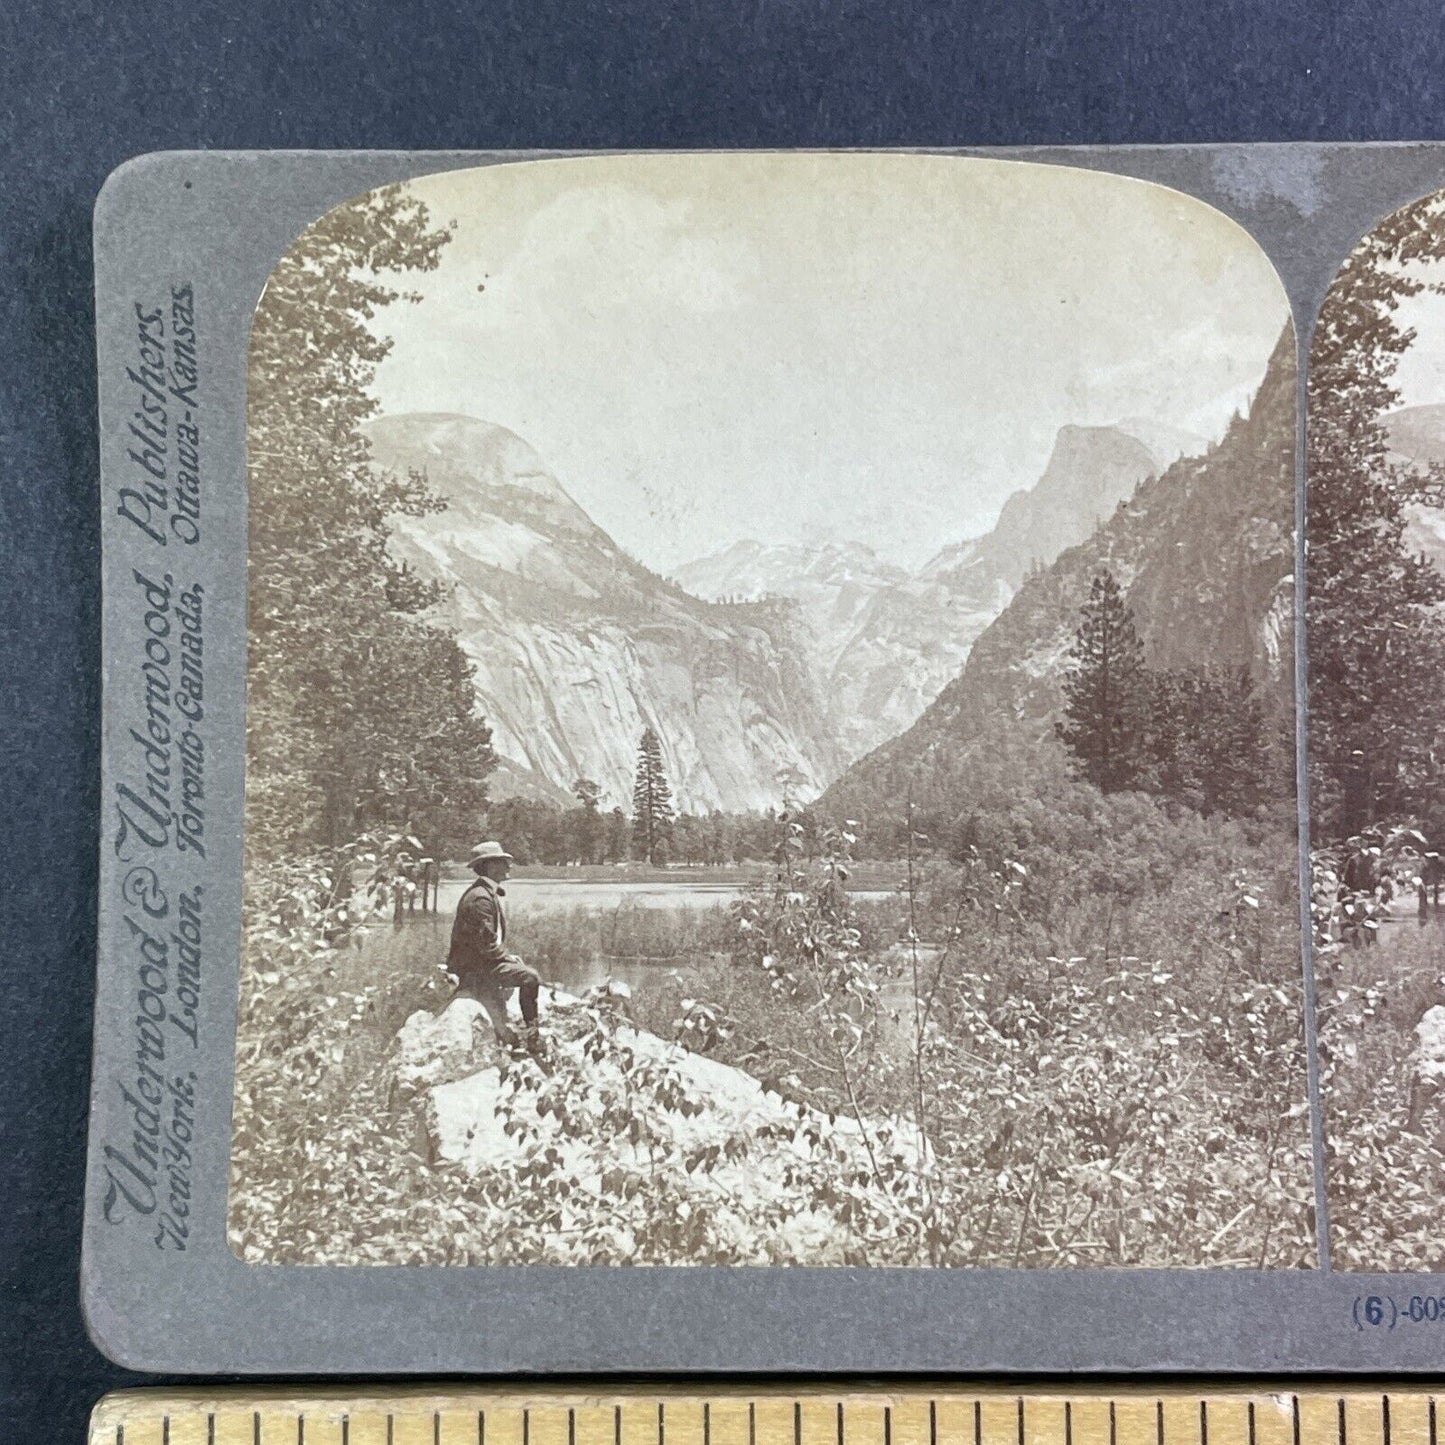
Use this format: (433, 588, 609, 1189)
(364, 412, 598, 536)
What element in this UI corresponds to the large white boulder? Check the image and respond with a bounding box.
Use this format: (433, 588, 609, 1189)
(389, 997, 506, 1102)
(416, 994, 922, 1263)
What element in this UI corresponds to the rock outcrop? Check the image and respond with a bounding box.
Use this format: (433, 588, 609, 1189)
(371, 414, 841, 812)
(385, 989, 919, 1263)
(819, 325, 1297, 821)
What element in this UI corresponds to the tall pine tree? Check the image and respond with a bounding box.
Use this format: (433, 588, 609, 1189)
(631, 727, 676, 865)
(572, 777, 603, 865)
(1309, 191, 1445, 837)
(247, 184, 496, 864)
(1057, 570, 1148, 793)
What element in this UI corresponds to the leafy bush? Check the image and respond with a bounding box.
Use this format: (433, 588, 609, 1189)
(232, 780, 1315, 1268)
(1313, 849, 1445, 1269)
(671, 796, 1314, 1266)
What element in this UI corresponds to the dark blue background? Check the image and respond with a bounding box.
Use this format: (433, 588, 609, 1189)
(3, 0, 1442, 1435)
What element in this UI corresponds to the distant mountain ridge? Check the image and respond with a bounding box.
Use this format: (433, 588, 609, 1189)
(971, 425, 1162, 592)
(371, 413, 840, 813)
(676, 425, 1160, 764)
(819, 326, 1297, 825)
(372, 396, 1256, 820)
(673, 539, 907, 674)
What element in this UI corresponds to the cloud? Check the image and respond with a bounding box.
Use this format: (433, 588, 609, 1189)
(453, 184, 756, 330)
(365, 155, 1290, 572)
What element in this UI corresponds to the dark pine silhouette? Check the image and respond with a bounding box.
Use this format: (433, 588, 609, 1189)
(631, 727, 676, 865)
(1056, 570, 1148, 793)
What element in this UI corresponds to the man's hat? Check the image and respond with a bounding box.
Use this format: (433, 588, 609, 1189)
(468, 840, 513, 869)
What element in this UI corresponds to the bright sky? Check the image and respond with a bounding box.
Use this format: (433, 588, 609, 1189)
(365, 154, 1290, 573)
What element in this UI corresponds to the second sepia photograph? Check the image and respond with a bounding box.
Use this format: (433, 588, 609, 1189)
(1309, 185, 1445, 1271)
(229, 153, 1314, 1269)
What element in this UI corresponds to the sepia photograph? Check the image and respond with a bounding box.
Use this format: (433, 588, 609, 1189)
(228, 153, 1314, 1268)
(1308, 186, 1445, 1270)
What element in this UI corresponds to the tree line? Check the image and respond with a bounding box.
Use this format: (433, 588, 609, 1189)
(1056, 569, 1287, 819)
(486, 726, 806, 868)
(480, 796, 806, 869)
(246, 185, 496, 872)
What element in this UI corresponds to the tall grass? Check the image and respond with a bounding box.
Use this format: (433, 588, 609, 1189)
(522, 902, 734, 972)
(518, 894, 913, 974)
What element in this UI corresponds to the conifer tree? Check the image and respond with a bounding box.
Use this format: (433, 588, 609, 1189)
(246, 184, 496, 864)
(572, 777, 602, 864)
(1143, 665, 1272, 818)
(1309, 191, 1445, 836)
(1140, 667, 1200, 805)
(1057, 570, 1148, 793)
(1201, 667, 1272, 818)
(631, 727, 675, 864)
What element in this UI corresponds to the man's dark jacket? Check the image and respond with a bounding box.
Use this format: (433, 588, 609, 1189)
(447, 875, 511, 979)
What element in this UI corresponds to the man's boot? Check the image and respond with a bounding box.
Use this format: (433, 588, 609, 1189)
(521, 1023, 550, 1068)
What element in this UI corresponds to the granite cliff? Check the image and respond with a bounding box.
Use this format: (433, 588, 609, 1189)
(372, 414, 839, 812)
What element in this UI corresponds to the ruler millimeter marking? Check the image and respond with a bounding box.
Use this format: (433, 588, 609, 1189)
(90, 1390, 1441, 1445)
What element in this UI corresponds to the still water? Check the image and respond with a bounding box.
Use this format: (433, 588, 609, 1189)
(445, 878, 744, 913)
(359, 876, 894, 1000)
(354, 877, 742, 1001)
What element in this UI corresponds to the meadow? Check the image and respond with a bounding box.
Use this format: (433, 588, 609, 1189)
(228, 786, 1317, 1268)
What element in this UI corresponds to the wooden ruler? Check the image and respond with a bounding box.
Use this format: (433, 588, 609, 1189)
(88, 1388, 1441, 1445)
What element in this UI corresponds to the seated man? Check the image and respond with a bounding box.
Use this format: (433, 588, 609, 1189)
(446, 840, 543, 1053)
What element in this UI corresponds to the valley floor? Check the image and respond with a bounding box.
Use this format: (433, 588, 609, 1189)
(229, 845, 1317, 1268)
